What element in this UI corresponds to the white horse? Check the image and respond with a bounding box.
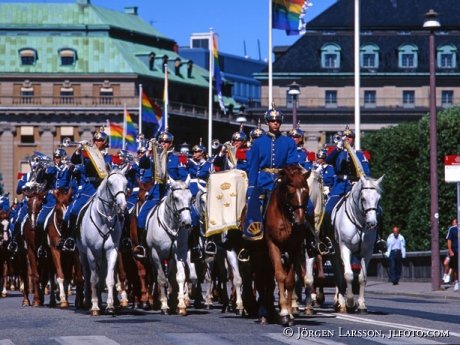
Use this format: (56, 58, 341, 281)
(331, 175, 384, 313)
(145, 176, 192, 315)
(77, 167, 128, 316)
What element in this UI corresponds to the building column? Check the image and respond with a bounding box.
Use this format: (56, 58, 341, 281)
(0, 125, 16, 197)
(305, 131, 320, 153)
(39, 125, 56, 157)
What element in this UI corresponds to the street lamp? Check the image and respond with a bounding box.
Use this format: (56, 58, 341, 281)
(423, 9, 440, 291)
(288, 81, 301, 126)
(235, 106, 247, 123)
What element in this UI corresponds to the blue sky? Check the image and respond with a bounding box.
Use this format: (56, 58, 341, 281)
(7, 0, 337, 60)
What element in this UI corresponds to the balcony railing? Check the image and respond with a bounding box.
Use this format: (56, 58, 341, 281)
(2, 95, 457, 112)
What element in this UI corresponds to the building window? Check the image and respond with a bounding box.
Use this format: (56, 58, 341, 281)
(61, 87, 74, 104)
(100, 87, 113, 104)
(403, 90, 415, 107)
(437, 44, 457, 69)
(19, 48, 37, 65)
(59, 49, 77, 66)
(20, 126, 34, 144)
(321, 44, 341, 69)
(360, 44, 379, 69)
(20, 87, 34, 104)
(398, 44, 418, 69)
(442, 90, 453, 107)
(364, 91, 376, 107)
(325, 90, 337, 107)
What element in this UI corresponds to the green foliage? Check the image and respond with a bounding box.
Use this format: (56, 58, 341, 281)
(362, 106, 460, 251)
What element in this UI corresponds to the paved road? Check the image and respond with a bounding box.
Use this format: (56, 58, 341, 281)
(0, 282, 459, 345)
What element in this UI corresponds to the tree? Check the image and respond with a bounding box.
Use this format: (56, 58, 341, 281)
(362, 106, 460, 251)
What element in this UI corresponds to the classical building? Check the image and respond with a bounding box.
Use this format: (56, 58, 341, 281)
(251, 0, 460, 152)
(0, 0, 245, 196)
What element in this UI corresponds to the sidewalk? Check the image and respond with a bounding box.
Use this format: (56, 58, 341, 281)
(365, 279, 459, 299)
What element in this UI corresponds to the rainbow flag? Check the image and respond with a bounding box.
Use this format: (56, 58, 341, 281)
(109, 122, 123, 150)
(125, 110, 138, 153)
(141, 90, 164, 136)
(272, 0, 312, 35)
(212, 33, 225, 113)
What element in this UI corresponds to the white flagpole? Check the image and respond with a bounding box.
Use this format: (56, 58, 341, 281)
(164, 66, 169, 130)
(139, 84, 142, 135)
(123, 104, 127, 149)
(106, 119, 111, 149)
(354, 0, 361, 150)
(208, 28, 214, 154)
(268, 0, 273, 106)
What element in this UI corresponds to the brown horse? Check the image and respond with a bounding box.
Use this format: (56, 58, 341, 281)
(265, 164, 314, 326)
(23, 189, 58, 307)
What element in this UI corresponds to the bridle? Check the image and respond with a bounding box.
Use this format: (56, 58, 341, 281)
(344, 182, 380, 231)
(156, 185, 192, 238)
(278, 180, 309, 225)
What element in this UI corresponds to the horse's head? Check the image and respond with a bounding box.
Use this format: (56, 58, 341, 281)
(168, 178, 192, 229)
(358, 175, 384, 230)
(52, 187, 72, 220)
(277, 164, 311, 228)
(24, 190, 48, 230)
(104, 170, 128, 214)
(137, 179, 155, 206)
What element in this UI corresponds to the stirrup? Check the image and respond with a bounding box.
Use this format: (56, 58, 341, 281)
(120, 237, 133, 252)
(133, 246, 146, 260)
(376, 239, 387, 253)
(55, 238, 65, 250)
(62, 238, 75, 252)
(205, 242, 217, 256)
(37, 246, 47, 258)
(191, 246, 203, 262)
(237, 248, 250, 262)
(317, 241, 330, 256)
(7, 241, 18, 253)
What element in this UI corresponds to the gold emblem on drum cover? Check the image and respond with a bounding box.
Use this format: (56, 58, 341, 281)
(224, 202, 230, 207)
(216, 194, 223, 200)
(230, 192, 236, 197)
(220, 182, 231, 190)
(210, 220, 216, 225)
(247, 222, 262, 235)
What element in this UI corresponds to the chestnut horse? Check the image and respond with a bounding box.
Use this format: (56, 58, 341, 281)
(264, 164, 315, 326)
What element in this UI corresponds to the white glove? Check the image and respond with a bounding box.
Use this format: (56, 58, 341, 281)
(336, 140, 343, 150)
(25, 181, 35, 188)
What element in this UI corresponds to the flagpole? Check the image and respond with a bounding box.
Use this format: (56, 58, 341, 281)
(123, 104, 127, 149)
(139, 84, 142, 135)
(268, 0, 273, 106)
(106, 119, 111, 149)
(354, 0, 361, 150)
(164, 66, 169, 130)
(208, 28, 213, 154)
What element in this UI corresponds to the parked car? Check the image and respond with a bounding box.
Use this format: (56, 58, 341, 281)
(314, 255, 361, 294)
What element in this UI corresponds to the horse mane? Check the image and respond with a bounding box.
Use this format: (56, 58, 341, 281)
(361, 176, 383, 195)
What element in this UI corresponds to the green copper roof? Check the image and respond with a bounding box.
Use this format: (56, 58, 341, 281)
(0, 3, 166, 38)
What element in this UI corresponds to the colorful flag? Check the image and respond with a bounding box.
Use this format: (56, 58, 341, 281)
(212, 33, 226, 113)
(109, 121, 123, 150)
(272, 0, 312, 35)
(141, 90, 164, 137)
(125, 109, 138, 153)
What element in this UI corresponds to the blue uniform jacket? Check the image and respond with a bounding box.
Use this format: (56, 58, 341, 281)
(186, 158, 213, 197)
(248, 132, 298, 197)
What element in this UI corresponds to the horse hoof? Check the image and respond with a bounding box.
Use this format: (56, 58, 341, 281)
(160, 309, 169, 315)
(292, 307, 299, 314)
(60, 301, 69, 308)
(22, 300, 31, 307)
(120, 300, 129, 308)
(279, 315, 290, 326)
(357, 308, 368, 315)
(259, 317, 268, 325)
(105, 307, 116, 316)
(304, 308, 314, 315)
(32, 301, 41, 307)
(177, 308, 187, 316)
(91, 310, 100, 316)
(235, 308, 243, 316)
(288, 318, 295, 326)
(141, 301, 150, 310)
(133, 303, 140, 309)
(317, 293, 325, 305)
(185, 300, 191, 307)
(2, 292, 7, 297)
(49, 301, 57, 308)
(204, 304, 212, 310)
(10, 286, 16, 291)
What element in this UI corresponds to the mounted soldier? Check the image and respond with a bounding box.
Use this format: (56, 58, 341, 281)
(313, 149, 334, 203)
(213, 125, 249, 173)
(288, 121, 314, 170)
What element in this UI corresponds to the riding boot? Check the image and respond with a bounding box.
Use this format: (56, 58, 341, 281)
(133, 227, 147, 260)
(63, 214, 78, 252)
(55, 221, 68, 249)
(190, 226, 203, 262)
(374, 216, 387, 253)
(119, 212, 132, 253)
(7, 222, 22, 254)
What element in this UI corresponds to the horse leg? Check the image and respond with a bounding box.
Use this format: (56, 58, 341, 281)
(203, 261, 213, 310)
(49, 244, 68, 307)
(27, 246, 42, 307)
(105, 248, 118, 315)
(315, 254, 326, 305)
(304, 256, 315, 315)
(174, 258, 187, 315)
(267, 241, 289, 325)
(226, 250, 244, 315)
(116, 252, 129, 308)
(340, 249, 356, 312)
(285, 260, 297, 326)
(356, 256, 370, 314)
(150, 250, 169, 314)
